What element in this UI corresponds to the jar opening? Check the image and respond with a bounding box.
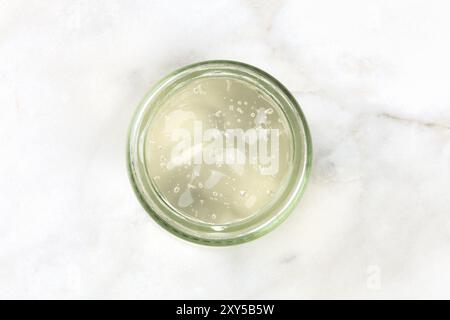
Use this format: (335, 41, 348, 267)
(128, 60, 312, 245)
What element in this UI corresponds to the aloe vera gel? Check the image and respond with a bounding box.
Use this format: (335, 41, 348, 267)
(128, 61, 312, 245)
(146, 76, 292, 225)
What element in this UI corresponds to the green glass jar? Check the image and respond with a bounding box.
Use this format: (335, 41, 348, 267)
(127, 60, 312, 245)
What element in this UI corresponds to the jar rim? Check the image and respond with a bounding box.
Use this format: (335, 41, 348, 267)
(127, 60, 312, 246)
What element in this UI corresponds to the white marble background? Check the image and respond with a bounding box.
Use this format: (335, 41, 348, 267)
(1, 0, 449, 299)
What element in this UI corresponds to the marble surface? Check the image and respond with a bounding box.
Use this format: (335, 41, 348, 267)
(1, 0, 449, 299)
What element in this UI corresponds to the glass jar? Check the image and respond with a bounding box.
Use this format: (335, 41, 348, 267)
(127, 60, 312, 245)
